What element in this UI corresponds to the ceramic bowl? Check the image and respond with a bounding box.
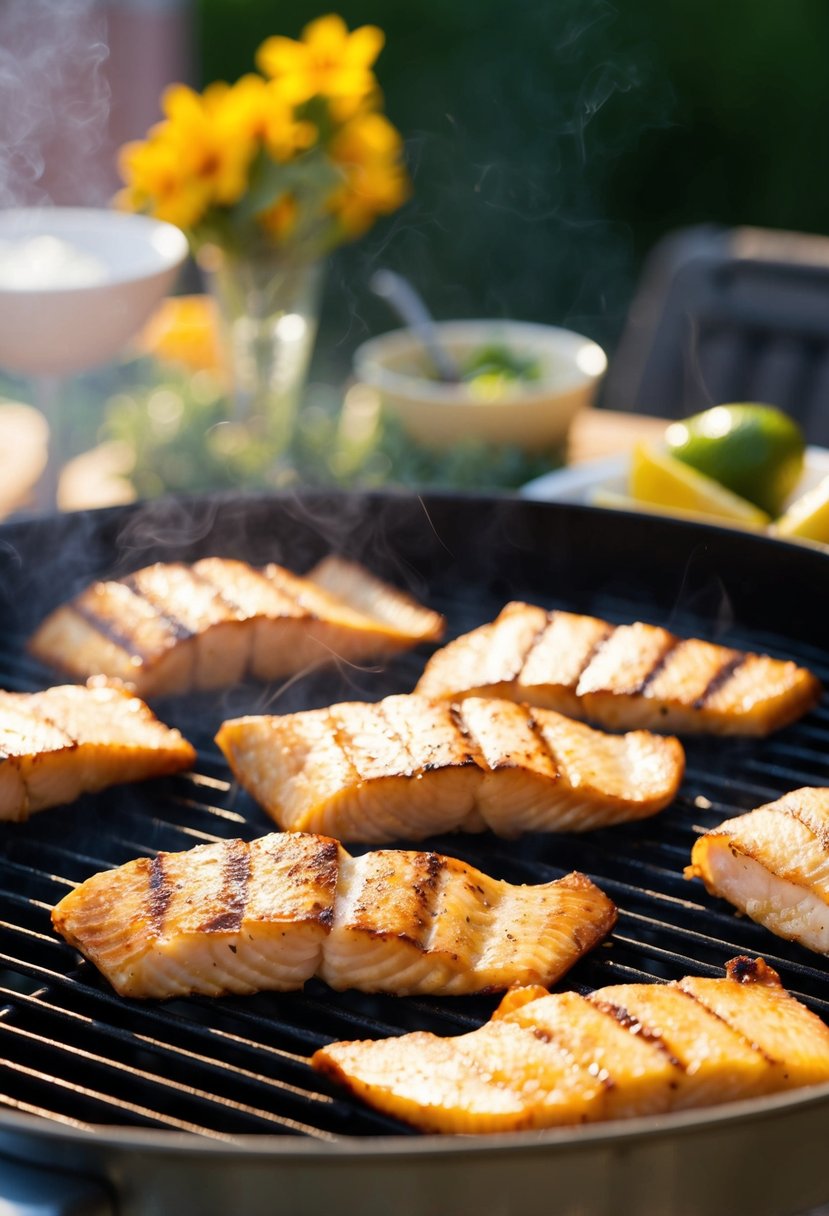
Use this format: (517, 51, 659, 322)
(353, 319, 607, 452)
(0, 207, 188, 376)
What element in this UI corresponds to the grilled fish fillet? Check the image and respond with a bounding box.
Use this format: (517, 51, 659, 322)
(0, 682, 195, 822)
(686, 786, 829, 954)
(312, 956, 829, 1133)
(415, 601, 820, 735)
(28, 555, 444, 699)
(51, 832, 616, 999)
(215, 694, 684, 842)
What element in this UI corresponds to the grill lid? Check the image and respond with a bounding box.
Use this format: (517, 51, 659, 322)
(2, 490, 829, 1147)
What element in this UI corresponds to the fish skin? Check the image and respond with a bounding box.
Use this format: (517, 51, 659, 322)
(687, 786, 829, 954)
(51, 832, 616, 999)
(28, 556, 445, 699)
(415, 602, 821, 736)
(0, 681, 195, 822)
(312, 957, 829, 1134)
(215, 694, 684, 843)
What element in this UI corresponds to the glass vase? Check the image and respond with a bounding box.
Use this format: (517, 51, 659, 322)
(200, 246, 324, 456)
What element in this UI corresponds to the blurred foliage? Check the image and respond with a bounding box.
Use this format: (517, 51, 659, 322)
(101, 362, 557, 496)
(196, 0, 829, 387)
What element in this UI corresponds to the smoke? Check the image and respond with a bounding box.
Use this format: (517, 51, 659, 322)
(0, 0, 112, 208)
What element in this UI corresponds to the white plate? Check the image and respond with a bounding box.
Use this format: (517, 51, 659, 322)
(522, 445, 829, 521)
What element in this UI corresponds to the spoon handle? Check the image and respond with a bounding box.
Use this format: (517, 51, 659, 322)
(369, 269, 460, 382)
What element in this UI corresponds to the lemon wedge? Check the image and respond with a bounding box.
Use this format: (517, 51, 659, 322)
(590, 487, 754, 529)
(629, 444, 771, 528)
(773, 475, 829, 545)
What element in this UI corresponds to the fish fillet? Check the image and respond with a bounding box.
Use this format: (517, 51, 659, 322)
(28, 555, 444, 699)
(51, 832, 617, 999)
(312, 956, 829, 1133)
(0, 681, 195, 822)
(687, 786, 829, 954)
(215, 694, 684, 843)
(415, 601, 820, 735)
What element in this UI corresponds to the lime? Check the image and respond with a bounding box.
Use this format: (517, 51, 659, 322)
(664, 404, 804, 517)
(629, 443, 770, 528)
(773, 475, 829, 545)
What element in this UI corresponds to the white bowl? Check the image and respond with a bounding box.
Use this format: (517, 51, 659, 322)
(353, 320, 607, 452)
(0, 207, 188, 375)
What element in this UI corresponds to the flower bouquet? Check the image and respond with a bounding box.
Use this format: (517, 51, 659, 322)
(117, 13, 409, 448)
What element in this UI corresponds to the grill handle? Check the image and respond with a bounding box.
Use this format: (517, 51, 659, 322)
(0, 1156, 113, 1216)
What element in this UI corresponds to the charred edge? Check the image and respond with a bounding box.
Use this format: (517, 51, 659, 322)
(148, 854, 172, 936)
(630, 635, 680, 696)
(447, 703, 488, 770)
(410, 852, 446, 932)
(122, 572, 197, 642)
(693, 653, 745, 709)
(72, 599, 156, 663)
(525, 708, 561, 781)
(198, 839, 250, 934)
(676, 985, 778, 1066)
(777, 798, 829, 854)
(591, 999, 685, 1071)
(725, 956, 781, 988)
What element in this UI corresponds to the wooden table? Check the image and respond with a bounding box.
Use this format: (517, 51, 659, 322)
(567, 407, 667, 466)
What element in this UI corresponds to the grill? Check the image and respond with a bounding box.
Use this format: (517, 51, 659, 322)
(2, 490, 829, 1216)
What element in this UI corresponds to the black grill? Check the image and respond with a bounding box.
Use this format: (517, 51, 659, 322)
(1, 491, 828, 1142)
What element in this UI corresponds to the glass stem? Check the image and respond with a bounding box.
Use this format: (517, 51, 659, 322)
(33, 374, 62, 512)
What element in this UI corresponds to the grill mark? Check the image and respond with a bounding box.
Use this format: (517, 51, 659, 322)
(185, 562, 248, 619)
(693, 653, 746, 709)
(0, 704, 77, 759)
(514, 610, 558, 683)
(375, 699, 422, 774)
(676, 985, 777, 1066)
(188, 562, 253, 619)
(448, 702, 488, 770)
(261, 564, 320, 622)
(330, 702, 418, 780)
(590, 998, 685, 1071)
(123, 571, 196, 642)
(631, 635, 680, 696)
(72, 597, 157, 662)
(411, 852, 447, 947)
(525, 708, 562, 781)
(148, 854, 172, 936)
(572, 622, 615, 694)
(198, 839, 251, 934)
(776, 796, 829, 852)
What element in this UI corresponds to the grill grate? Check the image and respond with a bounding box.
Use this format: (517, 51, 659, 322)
(1, 495, 829, 1142)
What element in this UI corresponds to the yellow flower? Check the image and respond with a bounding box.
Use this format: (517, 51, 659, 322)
(117, 135, 212, 230)
(256, 14, 383, 115)
(329, 160, 409, 238)
(327, 111, 409, 237)
(160, 83, 257, 208)
(117, 16, 405, 250)
(330, 111, 403, 164)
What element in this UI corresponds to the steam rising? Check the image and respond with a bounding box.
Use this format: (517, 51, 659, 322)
(0, 0, 112, 207)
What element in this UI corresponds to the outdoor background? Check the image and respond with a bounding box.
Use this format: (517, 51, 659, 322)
(199, 0, 829, 383)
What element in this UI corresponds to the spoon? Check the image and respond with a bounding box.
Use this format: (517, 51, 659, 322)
(369, 268, 461, 383)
